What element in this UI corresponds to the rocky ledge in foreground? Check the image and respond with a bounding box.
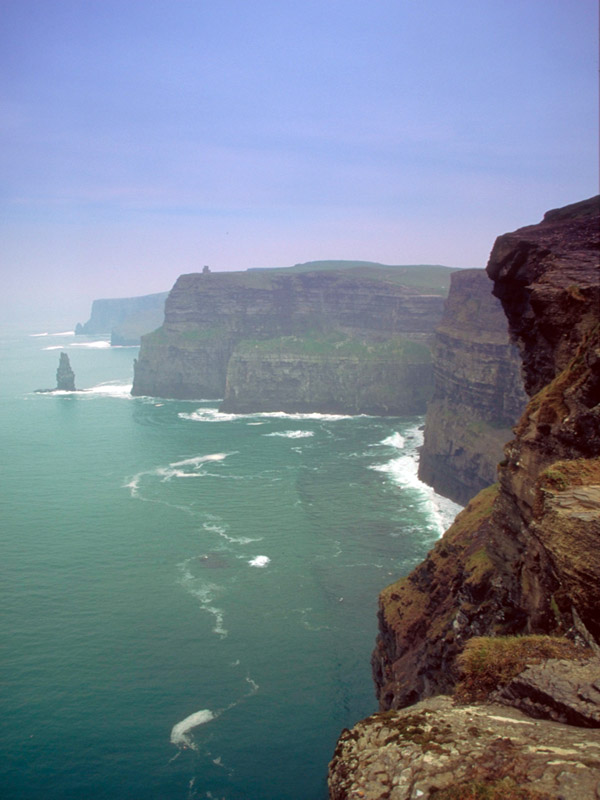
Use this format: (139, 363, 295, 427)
(328, 196, 600, 799)
(329, 693, 600, 800)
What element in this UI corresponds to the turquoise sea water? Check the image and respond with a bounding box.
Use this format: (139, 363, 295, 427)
(1, 328, 461, 800)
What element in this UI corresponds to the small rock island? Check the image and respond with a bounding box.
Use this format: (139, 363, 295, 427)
(36, 352, 77, 393)
(56, 352, 76, 391)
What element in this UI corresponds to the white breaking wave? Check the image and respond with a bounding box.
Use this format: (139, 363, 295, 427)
(370, 424, 462, 536)
(34, 382, 132, 398)
(31, 330, 74, 337)
(170, 709, 216, 749)
(170, 676, 259, 751)
(42, 344, 69, 350)
(171, 453, 230, 468)
(380, 431, 405, 448)
(86, 382, 132, 398)
(71, 340, 111, 349)
(248, 555, 270, 568)
(263, 430, 314, 439)
(180, 408, 355, 423)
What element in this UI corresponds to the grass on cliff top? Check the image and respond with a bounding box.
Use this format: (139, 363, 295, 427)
(454, 635, 586, 703)
(248, 261, 457, 294)
(183, 261, 456, 294)
(235, 332, 432, 360)
(538, 457, 600, 491)
(431, 779, 550, 800)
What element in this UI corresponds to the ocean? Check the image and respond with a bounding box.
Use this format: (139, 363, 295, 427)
(1, 327, 461, 800)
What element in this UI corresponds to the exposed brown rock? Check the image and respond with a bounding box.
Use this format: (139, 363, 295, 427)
(487, 195, 600, 396)
(328, 695, 600, 800)
(495, 657, 600, 727)
(372, 197, 600, 711)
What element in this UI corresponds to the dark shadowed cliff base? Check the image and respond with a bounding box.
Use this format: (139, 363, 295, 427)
(328, 196, 600, 799)
(131, 268, 453, 414)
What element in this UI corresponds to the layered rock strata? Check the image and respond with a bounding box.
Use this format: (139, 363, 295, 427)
(328, 695, 600, 800)
(329, 196, 600, 798)
(371, 196, 599, 709)
(132, 270, 447, 412)
(418, 269, 527, 505)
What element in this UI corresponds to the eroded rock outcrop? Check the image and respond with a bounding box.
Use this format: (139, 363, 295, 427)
(329, 196, 600, 798)
(418, 269, 527, 505)
(132, 268, 449, 412)
(328, 695, 600, 800)
(56, 352, 75, 391)
(372, 196, 599, 709)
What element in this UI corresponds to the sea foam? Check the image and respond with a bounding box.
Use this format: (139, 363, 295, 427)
(380, 432, 405, 448)
(71, 340, 111, 349)
(371, 425, 462, 536)
(170, 709, 216, 748)
(180, 407, 355, 423)
(263, 430, 314, 439)
(248, 555, 270, 568)
(31, 331, 74, 337)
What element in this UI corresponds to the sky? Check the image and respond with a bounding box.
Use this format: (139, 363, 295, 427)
(1, 0, 598, 327)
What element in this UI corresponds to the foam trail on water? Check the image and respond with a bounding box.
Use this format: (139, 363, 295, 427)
(170, 710, 216, 749)
(31, 331, 74, 337)
(177, 561, 227, 637)
(204, 522, 262, 545)
(371, 424, 462, 536)
(263, 430, 314, 439)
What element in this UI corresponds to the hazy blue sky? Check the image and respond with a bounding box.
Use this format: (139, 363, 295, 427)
(1, 0, 598, 326)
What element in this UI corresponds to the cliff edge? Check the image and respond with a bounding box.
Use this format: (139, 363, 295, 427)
(329, 196, 600, 798)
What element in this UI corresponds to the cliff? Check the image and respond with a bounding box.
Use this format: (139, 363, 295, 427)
(75, 292, 168, 345)
(222, 335, 433, 415)
(329, 196, 600, 798)
(132, 268, 449, 412)
(418, 269, 527, 505)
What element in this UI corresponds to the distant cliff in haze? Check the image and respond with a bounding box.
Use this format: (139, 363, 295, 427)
(75, 292, 168, 345)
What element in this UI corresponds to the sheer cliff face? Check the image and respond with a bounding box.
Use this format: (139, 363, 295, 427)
(418, 269, 527, 505)
(131, 270, 445, 410)
(372, 196, 600, 710)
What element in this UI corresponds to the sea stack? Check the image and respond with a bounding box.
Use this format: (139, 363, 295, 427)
(56, 352, 75, 391)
